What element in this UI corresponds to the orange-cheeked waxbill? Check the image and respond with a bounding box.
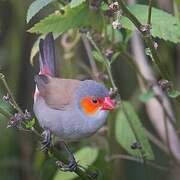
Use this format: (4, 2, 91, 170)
(33, 33, 115, 143)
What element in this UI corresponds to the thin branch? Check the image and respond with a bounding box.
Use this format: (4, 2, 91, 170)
(122, 52, 148, 84)
(86, 33, 117, 90)
(163, 109, 177, 162)
(147, 0, 152, 25)
(106, 154, 170, 171)
(144, 128, 168, 154)
(155, 95, 177, 129)
(120, 102, 147, 161)
(118, 0, 169, 79)
(81, 35, 99, 81)
(0, 73, 23, 114)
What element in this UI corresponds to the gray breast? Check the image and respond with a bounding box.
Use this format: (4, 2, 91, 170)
(34, 96, 106, 141)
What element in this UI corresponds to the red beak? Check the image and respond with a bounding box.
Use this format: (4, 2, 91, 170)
(102, 97, 115, 110)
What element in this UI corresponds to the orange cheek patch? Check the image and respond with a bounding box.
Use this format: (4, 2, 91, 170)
(80, 97, 103, 115)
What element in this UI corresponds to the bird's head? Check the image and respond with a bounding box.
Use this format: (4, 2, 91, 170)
(76, 80, 115, 117)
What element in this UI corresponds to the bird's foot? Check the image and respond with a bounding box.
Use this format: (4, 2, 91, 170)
(56, 142, 77, 172)
(41, 129, 52, 151)
(56, 159, 77, 172)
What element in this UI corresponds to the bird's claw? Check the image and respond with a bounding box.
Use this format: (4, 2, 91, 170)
(41, 129, 52, 151)
(56, 142, 78, 172)
(56, 159, 77, 172)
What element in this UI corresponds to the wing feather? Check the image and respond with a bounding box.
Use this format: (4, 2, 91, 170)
(35, 76, 80, 109)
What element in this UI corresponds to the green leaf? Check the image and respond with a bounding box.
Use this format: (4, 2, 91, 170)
(33, 150, 45, 169)
(110, 52, 120, 64)
(53, 171, 76, 180)
(167, 90, 180, 98)
(92, 50, 104, 63)
(70, 0, 86, 8)
(175, 0, 180, 5)
(120, 4, 180, 43)
(75, 146, 99, 166)
(29, 3, 103, 34)
(26, 0, 55, 23)
(100, 1, 108, 11)
(139, 90, 155, 102)
(53, 146, 98, 180)
(115, 101, 155, 160)
(25, 118, 36, 129)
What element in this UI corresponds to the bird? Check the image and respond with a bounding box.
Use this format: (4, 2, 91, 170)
(33, 33, 115, 171)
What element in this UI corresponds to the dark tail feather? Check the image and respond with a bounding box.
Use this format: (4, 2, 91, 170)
(39, 33, 57, 77)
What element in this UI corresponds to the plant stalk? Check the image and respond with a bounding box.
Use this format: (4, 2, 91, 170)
(0, 73, 23, 114)
(118, 0, 170, 79)
(147, 0, 152, 25)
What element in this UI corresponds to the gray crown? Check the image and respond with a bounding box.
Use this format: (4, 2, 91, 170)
(76, 80, 109, 101)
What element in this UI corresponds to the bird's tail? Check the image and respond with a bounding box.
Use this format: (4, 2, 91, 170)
(39, 33, 57, 77)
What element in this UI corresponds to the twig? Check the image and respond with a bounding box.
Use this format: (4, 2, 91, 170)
(0, 73, 23, 114)
(144, 128, 168, 154)
(163, 110, 176, 162)
(86, 33, 117, 90)
(122, 52, 148, 84)
(81, 35, 99, 81)
(106, 154, 170, 171)
(155, 95, 177, 129)
(118, 0, 169, 79)
(147, 0, 152, 25)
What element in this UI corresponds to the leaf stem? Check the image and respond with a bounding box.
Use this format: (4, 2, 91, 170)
(0, 73, 23, 114)
(106, 154, 169, 171)
(163, 110, 177, 162)
(147, 0, 152, 25)
(86, 33, 117, 90)
(82, 35, 99, 80)
(144, 128, 168, 154)
(122, 52, 148, 84)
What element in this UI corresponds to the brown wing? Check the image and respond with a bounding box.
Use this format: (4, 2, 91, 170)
(35, 75, 80, 109)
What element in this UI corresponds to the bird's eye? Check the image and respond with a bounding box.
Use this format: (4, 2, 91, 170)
(92, 97, 98, 104)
